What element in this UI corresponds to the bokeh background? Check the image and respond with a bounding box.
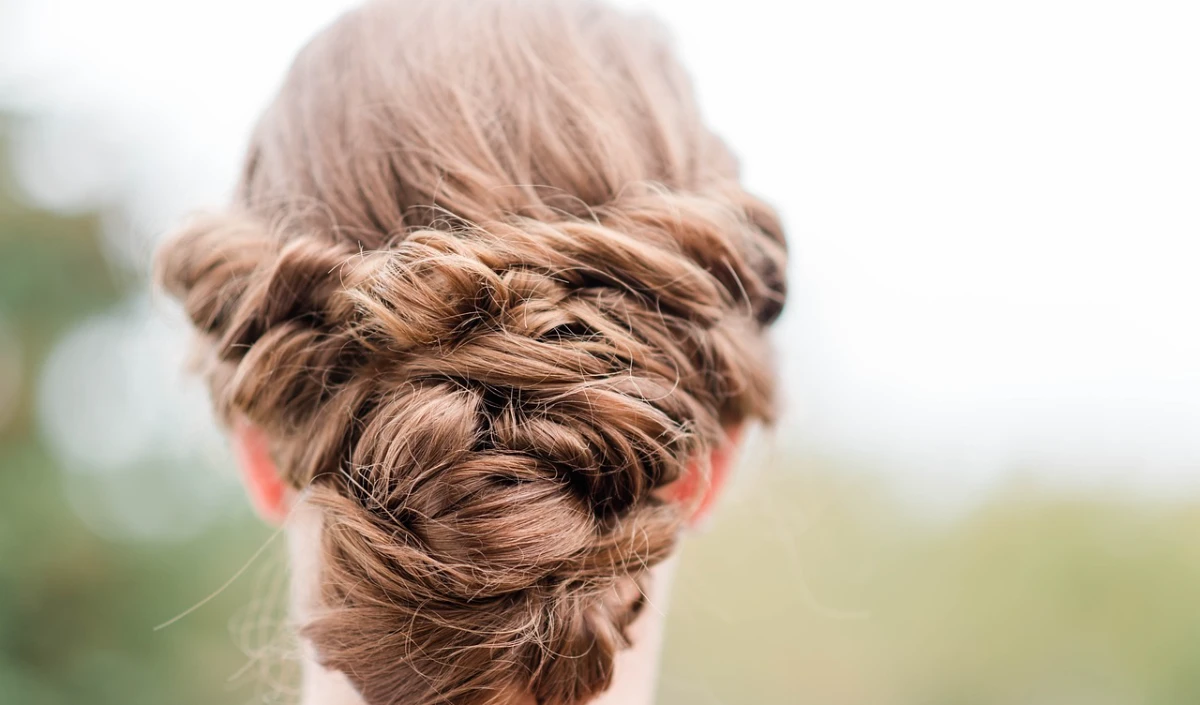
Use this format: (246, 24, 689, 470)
(2, 1, 1199, 703)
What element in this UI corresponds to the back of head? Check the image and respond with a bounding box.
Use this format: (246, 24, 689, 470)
(157, 0, 787, 703)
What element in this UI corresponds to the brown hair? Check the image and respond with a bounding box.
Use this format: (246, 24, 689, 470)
(156, 0, 787, 703)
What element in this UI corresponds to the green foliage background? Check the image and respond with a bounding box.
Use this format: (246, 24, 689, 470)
(2, 117, 1198, 705)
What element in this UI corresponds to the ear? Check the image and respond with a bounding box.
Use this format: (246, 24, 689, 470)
(231, 421, 290, 525)
(669, 425, 743, 528)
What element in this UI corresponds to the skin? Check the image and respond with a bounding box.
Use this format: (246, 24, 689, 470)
(232, 424, 741, 705)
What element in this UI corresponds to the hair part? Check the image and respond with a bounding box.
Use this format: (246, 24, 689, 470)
(157, 0, 787, 703)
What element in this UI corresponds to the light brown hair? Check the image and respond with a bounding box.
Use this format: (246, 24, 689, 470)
(156, 0, 787, 703)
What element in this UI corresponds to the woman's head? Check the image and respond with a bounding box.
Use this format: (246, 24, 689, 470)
(157, 0, 787, 703)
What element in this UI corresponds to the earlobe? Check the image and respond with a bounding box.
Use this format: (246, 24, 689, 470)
(690, 425, 742, 528)
(668, 425, 743, 528)
(231, 421, 290, 525)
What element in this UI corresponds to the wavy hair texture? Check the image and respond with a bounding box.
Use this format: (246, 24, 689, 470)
(156, 1, 788, 703)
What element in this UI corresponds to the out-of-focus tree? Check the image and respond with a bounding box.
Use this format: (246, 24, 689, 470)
(0, 114, 279, 705)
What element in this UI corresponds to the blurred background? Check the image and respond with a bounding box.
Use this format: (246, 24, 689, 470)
(2, 0, 1199, 703)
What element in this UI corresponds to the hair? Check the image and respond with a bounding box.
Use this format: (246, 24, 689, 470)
(156, 0, 787, 703)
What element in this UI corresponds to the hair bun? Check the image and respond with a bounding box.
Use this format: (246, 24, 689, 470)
(158, 190, 782, 703)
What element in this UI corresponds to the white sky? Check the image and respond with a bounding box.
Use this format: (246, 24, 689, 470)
(4, 0, 1200, 507)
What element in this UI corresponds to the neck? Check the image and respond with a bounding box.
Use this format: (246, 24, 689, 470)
(287, 500, 675, 705)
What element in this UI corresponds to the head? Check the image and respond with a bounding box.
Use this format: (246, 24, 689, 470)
(156, 1, 787, 704)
